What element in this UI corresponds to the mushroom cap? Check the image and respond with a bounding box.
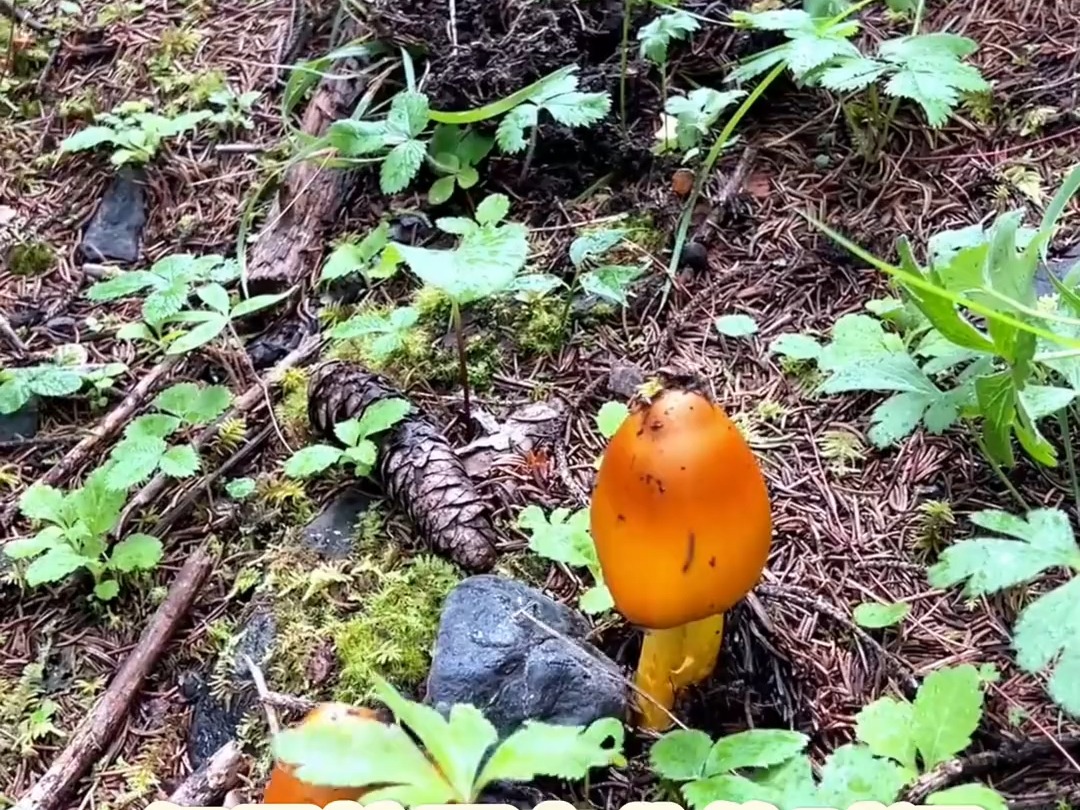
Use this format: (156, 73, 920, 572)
(590, 387, 772, 629)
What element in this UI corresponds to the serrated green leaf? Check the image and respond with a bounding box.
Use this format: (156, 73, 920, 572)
(25, 544, 90, 586)
(127, 413, 182, 440)
(18, 484, 67, 524)
(769, 333, 822, 360)
(715, 313, 759, 337)
(596, 401, 629, 438)
(87, 271, 156, 301)
(225, 477, 256, 499)
(381, 139, 426, 194)
(59, 125, 118, 153)
(495, 104, 537, 153)
(638, 10, 700, 64)
(5, 527, 65, 560)
(578, 583, 614, 613)
(854, 696, 916, 771)
(109, 533, 163, 572)
(283, 444, 344, 478)
(475, 193, 509, 226)
(682, 774, 772, 809)
(0, 377, 31, 414)
(94, 579, 120, 600)
(70, 468, 127, 535)
(569, 228, 626, 267)
(105, 436, 167, 490)
(1013, 576, 1080, 715)
(580, 264, 644, 306)
(927, 508, 1080, 596)
(704, 729, 809, 776)
(819, 56, 889, 92)
(159, 444, 200, 478)
(386, 91, 430, 138)
(343, 440, 377, 472)
(649, 729, 714, 780)
(913, 664, 984, 770)
(867, 391, 932, 447)
(518, 505, 597, 570)
(144, 280, 190, 325)
(333, 418, 363, 447)
(926, 783, 1008, 809)
(853, 601, 910, 629)
(27, 367, 84, 398)
(815, 744, 912, 807)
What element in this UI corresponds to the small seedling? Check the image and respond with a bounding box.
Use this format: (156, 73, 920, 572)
(0, 353, 127, 415)
(853, 600, 909, 628)
(517, 505, 613, 613)
(224, 477, 256, 499)
(330, 307, 420, 364)
(272, 676, 625, 803)
(58, 99, 209, 165)
(205, 87, 261, 130)
(658, 88, 745, 159)
(284, 399, 411, 479)
(318, 222, 402, 285)
(4, 468, 163, 601)
(426, 124, 493, 204)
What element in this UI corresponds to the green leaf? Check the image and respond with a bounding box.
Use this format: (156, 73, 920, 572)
(283, 445, 344, 478)
(769, 333, 822, 360)
(715, 313, 759, 337)
(94, 579, 120, 601)
(225, 477, 256, 499)
(580, 264, 644, 306)
(356, 397, 411, 439)
(878, 34, 990, 127)
(0, 377, 31, 414)
(815, 744, 912, 807)
(817, 314, 940, 396)
(59, 125, 118, 153)
(1018, 385, 1076, 419)
(70, 468, 126, 535)
(196, 282, 231, 315)
(109, 533, 163, 572)
(649, 729, 714, 781)
(578, 583, 614, 614)
(127, 413, 182, 440)
(1013, 576, 1080, 715)
(5, 527, 65, 560)
(231, 290, 291, 319)
(819, 56, 889, 92)
(428, 174, 457, 205)
(596, 401, 629, 438)
(475, 193, 510, 226)
(854, 696, 916, 772)
(927, 508, 1080, 596)
(638, 10, 700, 65)
(495, 104, 537, 153)
(154, 382, 232, 425)
(320, 225, 393, 283)
(853, 601, 910, 628)
(330, 307, 419, 362)
(105, 436, 167, 490)
(19, 484, 66, 524)
(518, 505, 598, 571)
(166, 313, 228, 354)
(381, 139, 426, 194)
(26, 367, 84, 398)
(926, 783, 1008, 810)
(704, 729, 809, 775)
(867, 391, 932, 447)
(87, 270, 156, 301)
(333, 419, 363, 447)
(476, 716, 625, 788)
(144, 280, 190, 324)
(25, 545, 90, 586)
(974, 372, 1016, 466)
(912, 664, 984, 770)
(343, 440, 377, 472)
(681, 774, 773, 809)
(159, 444, 200, 478)
(386, 91, 430, 138)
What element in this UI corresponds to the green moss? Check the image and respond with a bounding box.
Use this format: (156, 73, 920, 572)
(513, 295, 569, 355)
(621, 211, 666, 254)
(59, 89, 100, 121)
(333, 554, 460, 703)
(8, 242, 55, 276)
(427, 332, 502, 392)
(275, 369, 310, 443)
(412, 285, 453, 322)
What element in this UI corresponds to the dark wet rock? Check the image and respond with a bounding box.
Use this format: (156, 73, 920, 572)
(301, 487, 372, 559)
(389, 211, 433, 246)
(0, 397, 39, 441)
(185, 606, 276, 767)
(607, 361, 645, 398)
(79, 166, 147, 264)
(246, 315, 316, 370)
(679, 241, 709, 273)
(1034, 244, 1080, 298)
(426, 575, 628, 736)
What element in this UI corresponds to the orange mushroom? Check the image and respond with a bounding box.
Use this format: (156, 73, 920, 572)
(590, 383, 772, 731)
(263, 703, 382, 805)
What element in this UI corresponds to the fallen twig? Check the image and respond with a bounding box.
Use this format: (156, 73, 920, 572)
(0, 312, 27, 355)
(0, 0, 51, 33)
(117, 335, 323, 533)
(0, 357, 180, 530)
(261, 689, 317, 716)
(168, 741, 246, 807)
(11, 545, 215, 810)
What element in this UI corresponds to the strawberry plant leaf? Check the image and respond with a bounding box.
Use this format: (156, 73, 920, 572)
(928, 508, 1080, 596)
(109, 533, 163, 572)
(127, 413, 181, 440)
(769, 333, 822, 361)
(715, 314, 759, 337)
(638, 10, 700, 65)
(681, 774, 771, 808)
(912, 664, 984, 770)
(926, 783, 1007, 810)
(18, 484, 66, 524)
(596, 401, 629, 438)
(878, 34, 990, 128)
(5, 527, 65, 560)
(814, 743, 912, 806)
(1013, 576, 1080, 715)
(25, 545, 91, 586)
(196, 282, 230, 315)
(284, 445, 344, 478)
(71, 469, 126, 535)
(853, 601, 909, 628)
(94, 579, 120, 601)
(87, 270, 156, 301)
(578, 583, 614, 614)
(381, 140, 427, 194)
(386, 91, 430, 138)
(495, 105, 537, 153)
(356, 397, 411, 439)
(569, 228, 625, 267)
(26, 367, 84, 398)
(343, 441, 377, 472)
(159, 444, 200, 478)
(333, 418, 363, 447)
(476, 716, 625, 788)
(854, 696, 916, 771)
(429, 175, 457, 205)
(703, 729, 809, 776)
(649, 729, 714, 781)
(105, 436, 167, 490)
(580, 264, 644, 306)
(475, 192, 510, 226)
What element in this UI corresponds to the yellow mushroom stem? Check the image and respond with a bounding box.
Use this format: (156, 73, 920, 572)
(633, 613, 725, 731)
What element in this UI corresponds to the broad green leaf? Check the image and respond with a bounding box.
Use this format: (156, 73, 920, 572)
(356, 397, 411, 439)
(166, 313, 228, 354)
(1018, 385, 1076, 419)
(518, 505, 597, 570)
(343, 440, 377, 472)
(638, 10, 700, 65)
(196, 282, 231, 315)
(867, 391, 931, 447)
(580, 264, 644, 306)
(225, 477, 256, 499)
(475, 193, 509, 226)
(476, 716, 624, 788)
(912, 664, 984, 769)
(283, 445, 344, 478)
(704, 729, 809, 776)
(381, 139, 426, 194)
(817, 314, 940, 396)
(1013, 576, 1080, 715)
(926, 783, 1008, 810)
(70, 468, 127, 535)
(681, 774, 773, 809)
(5, 527, 65, 560)
(87, 270, 156, 300)
(649, 729, 714, 780)
(715, 314, 759, 337)
(27, 368, 84, 398)
(94, 579, 120, 601)
(25, 545, 90, 586)
(854, 696, 916, 771)
(231, 290, 291, 319)
(386, 91, 430, 138)
(105, 436, 167, 490)
(815, 744, 912, 807)
(596, 401, 629, 438)
(159, 444, 200, 478)
(127, 414, 182, 440)
(19, 484, 66, 524)
(0, 377, 31, 414)
(109, 533, 163, 572)
(578, 583, 614, 613)
(819, 56, 889, 92)
(853, 601, 910, 629)
(769, 333, 822, 361)
(59, 125, 117, 153)
(144, 280, 190, 324)
(569, 228, 625, 267)
(333, 418, 363, 447)
(753, 754, 818, 809)
(428, 175, 457, 205)
(974, 372, 1016, 467)
(928, 508, 1080, 596)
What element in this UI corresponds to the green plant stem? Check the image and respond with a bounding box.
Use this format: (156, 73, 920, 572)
(660, 60, 669, 115)
(873, 0, 925, 157)
(519, 123, 539, 183)
(618, 0, 632, 133)
(974, 431, 1029, 512)
(428, 66, 576, 125)
(561, 265, 584, 327)
(663, 61, 785, 298)
(1058, 410, 1080, 520)
(450, 300, 472, 426)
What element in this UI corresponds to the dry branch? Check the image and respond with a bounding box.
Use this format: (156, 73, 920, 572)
(117, 335, 323, 532)
(168, 741, 246, 807)
(11, 545, 215, 810)
(0, 357, 180, 531)
(0, 0, 51, 32)
(307, 361, 498, 571)
(244, 23, 370, 291)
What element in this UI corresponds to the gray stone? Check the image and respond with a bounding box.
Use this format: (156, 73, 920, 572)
(80, 166, 147, 264)
(426, 575, 628, 736)
(607, 362, 645, 398)
(301, 487, 372, 558)
(185, 607, 276, 767)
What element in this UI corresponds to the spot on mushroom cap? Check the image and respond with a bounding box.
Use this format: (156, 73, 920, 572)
(589, 387, 772, 629)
